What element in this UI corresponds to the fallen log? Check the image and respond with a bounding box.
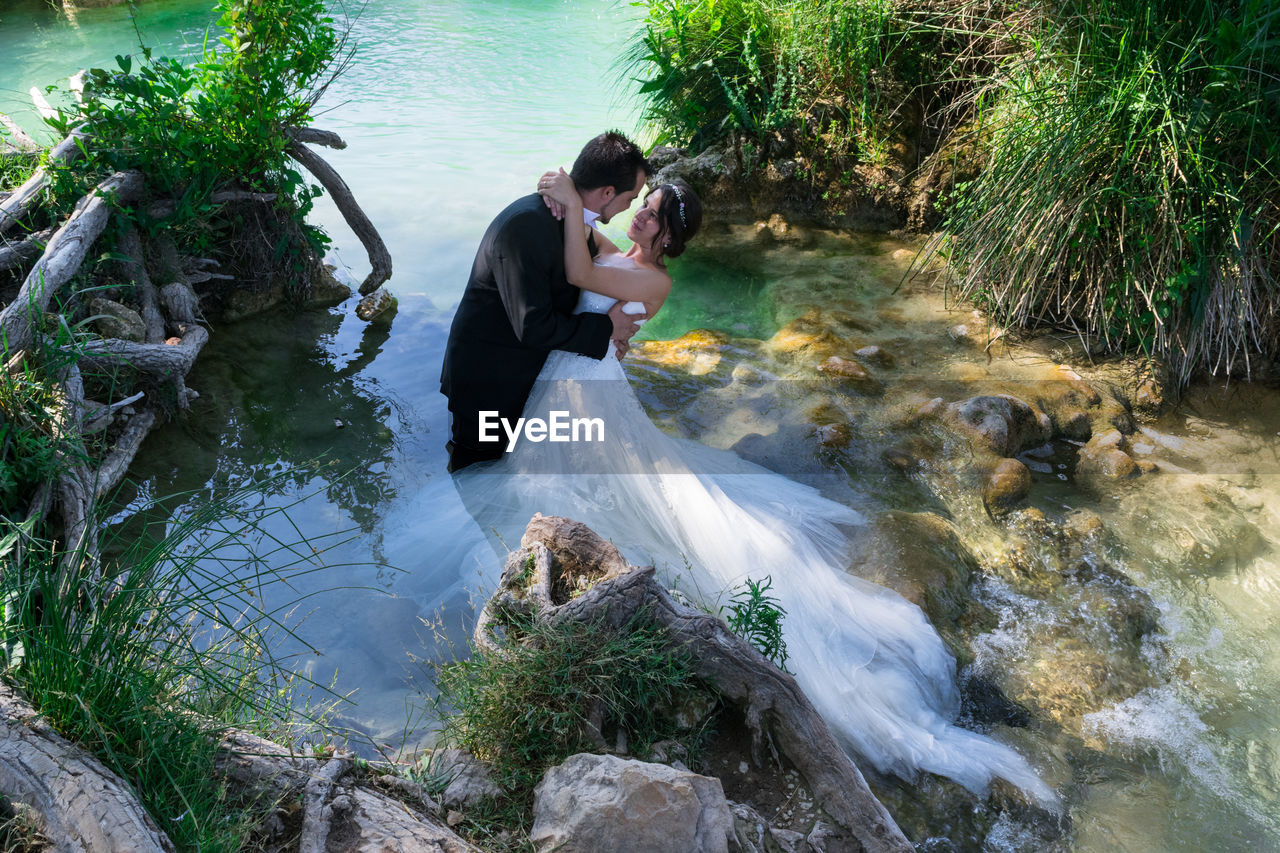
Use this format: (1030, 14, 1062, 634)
(0, 125, 90, 237)
(0, 683, 175, 852)
(145, 189, 278, 221)
(479, 514, 916, 853)
(287, 140, 390, 295)
(0, 169, 143, 355)
(0, 227, 54, 272)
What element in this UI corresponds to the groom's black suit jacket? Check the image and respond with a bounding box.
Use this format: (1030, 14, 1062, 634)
(441, 193, 612, 463)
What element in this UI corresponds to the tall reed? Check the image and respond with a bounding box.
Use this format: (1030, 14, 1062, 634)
(0, 483, 352, 851)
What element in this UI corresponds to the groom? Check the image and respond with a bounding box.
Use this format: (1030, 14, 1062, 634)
(440, 131, 652, 472)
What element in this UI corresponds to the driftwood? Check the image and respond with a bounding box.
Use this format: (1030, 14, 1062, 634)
(479, 515, 916, 853)
(299, 750, 352, 853)
(0, 682, 176, 852)
(94, 408, 156, 499)
(0, 169, 143, 355)
(29, 88, 57, 122)
(216, 728, 479, 853)
(116, 227, 166, 343)
(0, 125, 88, 237)
(287, 140, 390, 295)
(0, 227, 54, 272)
(0, 112, 39, 152)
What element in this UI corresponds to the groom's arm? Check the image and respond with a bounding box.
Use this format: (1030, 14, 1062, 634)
(492, 210, 612, 358)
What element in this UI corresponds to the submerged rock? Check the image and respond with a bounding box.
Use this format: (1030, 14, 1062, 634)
(633, 329, 729, 375)
(530, 753, 733, 853)
(1075, 429, 1140, 485)
(984, 458, 1032, 516)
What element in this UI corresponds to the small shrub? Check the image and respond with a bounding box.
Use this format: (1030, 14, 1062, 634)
(433, 608, 704, 794)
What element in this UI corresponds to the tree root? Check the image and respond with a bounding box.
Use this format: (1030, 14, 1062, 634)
(216, 728, 479, 852)
(286, 126, 347, 150)
(76, 323, 209, 408)
(480, 514, 916, 853)
(0, 169, 143, 355)
(0, 682, 176, 852)
(287, 140, 391, 295)
(117, 227, 166, 343)
(0, 228, 54, 273)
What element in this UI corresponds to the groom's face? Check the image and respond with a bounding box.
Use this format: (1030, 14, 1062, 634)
(596, 168, 648, 225)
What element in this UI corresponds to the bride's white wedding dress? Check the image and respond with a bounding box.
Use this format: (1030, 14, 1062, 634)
(448, 288, 1056, 804)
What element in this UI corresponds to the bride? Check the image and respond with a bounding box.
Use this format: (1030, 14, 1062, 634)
(449, 170, 1057, 805)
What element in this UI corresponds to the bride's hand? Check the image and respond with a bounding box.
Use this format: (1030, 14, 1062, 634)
(538, 168, 580, 210)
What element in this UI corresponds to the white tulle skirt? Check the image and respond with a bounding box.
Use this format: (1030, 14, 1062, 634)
(445, 348, 1056, 804)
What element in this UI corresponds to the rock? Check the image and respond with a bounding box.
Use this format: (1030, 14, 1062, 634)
(728, 801, 808, 853)
(356, 286, 397, 322)
(872, 511, 988, 666)
(983, 458, 1032, 516)
(817, 355, 869, 380)
(633, 329, 728, 375)
(1075, 430, 1139, 483)
(307, 263, 353, 306)
(945, 395, 1052, 457)
(855, 345, 894, 367)
(764, 316, 844, 363)
(816, 356, 881, 393)
(530, 754, 732, 853)
(948, 311, 1004, 351)
(429, 749, 501, 810)
(88, 297, 145, 342)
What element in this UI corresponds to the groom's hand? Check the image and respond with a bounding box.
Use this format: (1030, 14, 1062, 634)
(613, 338, 631, 360)
(607, 302, 646, 344)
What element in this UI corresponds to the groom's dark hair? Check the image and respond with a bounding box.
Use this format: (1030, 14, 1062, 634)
(570, 131, 651, 195)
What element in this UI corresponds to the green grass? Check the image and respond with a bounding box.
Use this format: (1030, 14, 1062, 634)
(0, 482, 350, 851)
(0, 154, 39, 191)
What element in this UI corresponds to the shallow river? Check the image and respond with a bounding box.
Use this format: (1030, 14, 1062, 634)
(2, 1, 1278, 850)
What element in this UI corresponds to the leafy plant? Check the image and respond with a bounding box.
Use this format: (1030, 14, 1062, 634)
(725, 575, 788, 670)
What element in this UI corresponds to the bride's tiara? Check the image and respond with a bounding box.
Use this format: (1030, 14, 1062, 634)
(669, 184, 687, 229)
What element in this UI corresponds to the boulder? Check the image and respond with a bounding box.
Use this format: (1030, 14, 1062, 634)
(88, 297, 145, 342)
(530, 754, 732, 853)
(983, 458, 1032, 515)
(945, 395, 1052, 457)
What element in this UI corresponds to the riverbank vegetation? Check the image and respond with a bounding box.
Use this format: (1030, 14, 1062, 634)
(630, 0, 1280, 382)
(0, 0, 398, 848)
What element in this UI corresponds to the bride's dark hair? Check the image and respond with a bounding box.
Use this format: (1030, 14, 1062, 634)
(649, 180, 702, 259)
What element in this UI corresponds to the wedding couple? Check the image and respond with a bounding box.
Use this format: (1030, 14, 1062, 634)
(438, 131, 1056, 805)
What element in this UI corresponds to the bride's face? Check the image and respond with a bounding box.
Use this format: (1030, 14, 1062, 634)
(626, 189, 663, 250)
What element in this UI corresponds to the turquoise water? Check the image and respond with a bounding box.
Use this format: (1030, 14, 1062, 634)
(4, 2, 1280, 850)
